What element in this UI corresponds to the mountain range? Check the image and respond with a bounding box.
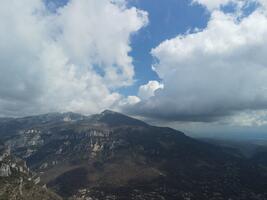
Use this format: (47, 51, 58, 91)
(1, 110, 267, 200)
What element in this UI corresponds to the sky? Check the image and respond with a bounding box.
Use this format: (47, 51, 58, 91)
(1, 0, 267, 137)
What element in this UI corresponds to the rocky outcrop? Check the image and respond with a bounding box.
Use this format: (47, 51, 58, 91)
(0, 149, 29, 177)
(0, 163, 11, 177)
(0, 149, 61, 200)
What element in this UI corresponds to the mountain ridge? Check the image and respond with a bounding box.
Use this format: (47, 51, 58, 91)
(0, 111, 267, 199)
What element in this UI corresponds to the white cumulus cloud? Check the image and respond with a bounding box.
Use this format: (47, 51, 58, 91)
(0, 0, 148, 117)
(138, 81, 164, 100)
(192, 0, 267, 11)
(192, 0, 233, 10)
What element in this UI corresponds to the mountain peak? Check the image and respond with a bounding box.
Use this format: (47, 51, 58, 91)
(101, 110, 118, 115)
(97, 110, 148, 127)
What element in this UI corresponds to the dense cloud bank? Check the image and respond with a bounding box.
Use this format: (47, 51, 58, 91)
(125, 0, 267, 125)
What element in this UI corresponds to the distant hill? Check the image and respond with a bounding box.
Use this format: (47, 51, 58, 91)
(0, 110, 267, 199)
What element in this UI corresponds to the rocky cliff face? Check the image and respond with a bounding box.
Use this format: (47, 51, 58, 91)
(0, 111, 267, 200)
(0, 146, 61, 200)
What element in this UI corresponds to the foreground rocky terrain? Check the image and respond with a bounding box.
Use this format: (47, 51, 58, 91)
(1, 110, 267, 200)
(0, 146, 61, 200)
